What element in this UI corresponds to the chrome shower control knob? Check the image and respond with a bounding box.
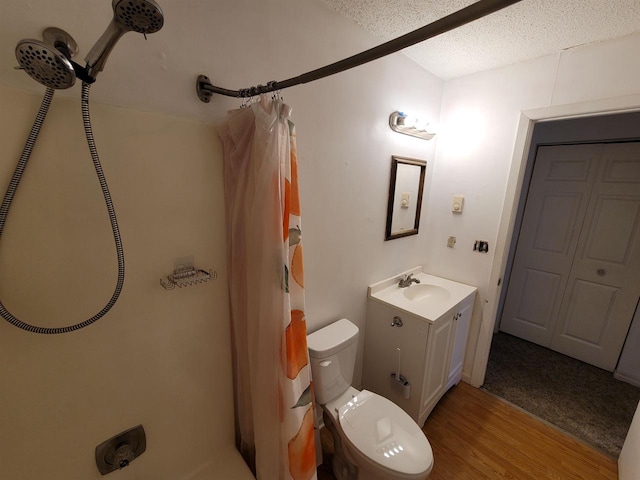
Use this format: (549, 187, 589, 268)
(95, 425, 146, 475)
(113, 444, 135, 469)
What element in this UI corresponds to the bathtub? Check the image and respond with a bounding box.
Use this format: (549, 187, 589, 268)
(181, 446, 255, 480)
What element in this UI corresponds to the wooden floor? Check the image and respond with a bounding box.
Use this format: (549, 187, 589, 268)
(318, 382, 618, 480)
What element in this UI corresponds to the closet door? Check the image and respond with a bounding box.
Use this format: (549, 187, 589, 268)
(550, 142, 640, 370)
(500, 144, 600, 346)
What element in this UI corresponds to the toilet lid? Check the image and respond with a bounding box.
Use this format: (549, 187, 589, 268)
(338, 390, 433, 475)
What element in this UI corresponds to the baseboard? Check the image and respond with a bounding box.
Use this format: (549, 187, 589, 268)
(461, 371, 474, 386)
(614, 371, 640, 388)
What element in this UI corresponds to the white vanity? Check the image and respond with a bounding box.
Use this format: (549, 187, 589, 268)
(362, 267, 477, 427)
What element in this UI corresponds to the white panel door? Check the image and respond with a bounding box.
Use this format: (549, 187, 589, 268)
(502, 142, 640, 370)
(551, 143, 640, 370)
(501, 144, 600, 345)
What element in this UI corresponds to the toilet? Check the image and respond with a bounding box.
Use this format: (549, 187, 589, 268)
(307, 318, 433, 480)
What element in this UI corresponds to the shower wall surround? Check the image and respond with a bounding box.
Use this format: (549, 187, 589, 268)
(0, 85, 242, 479)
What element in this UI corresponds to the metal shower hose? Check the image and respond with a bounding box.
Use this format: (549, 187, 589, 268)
(0, 83, 125, 334)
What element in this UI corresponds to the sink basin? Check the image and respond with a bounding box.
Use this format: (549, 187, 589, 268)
(368, 268, 477, 322)
(403, 284, 451, 303)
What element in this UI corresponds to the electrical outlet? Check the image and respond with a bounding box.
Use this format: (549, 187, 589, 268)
(447, 236, 456, 248)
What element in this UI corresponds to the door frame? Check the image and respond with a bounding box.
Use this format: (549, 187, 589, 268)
(470, 94, 640, 387)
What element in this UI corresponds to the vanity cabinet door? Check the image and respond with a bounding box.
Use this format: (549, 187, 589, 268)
(419, 309, 455, 423)
(446, 293, 475, 390)
(363, 300, 428, 420)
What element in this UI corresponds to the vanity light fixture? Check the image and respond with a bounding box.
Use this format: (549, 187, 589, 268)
(389, 111, 435, 140)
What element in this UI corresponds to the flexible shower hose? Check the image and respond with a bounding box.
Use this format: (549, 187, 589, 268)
(0, 83, 125, 334)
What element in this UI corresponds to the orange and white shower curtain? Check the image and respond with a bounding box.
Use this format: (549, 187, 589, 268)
(218, 95, 317, 480)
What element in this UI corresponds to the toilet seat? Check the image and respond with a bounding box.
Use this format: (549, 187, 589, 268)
(336, 390, 433, 477)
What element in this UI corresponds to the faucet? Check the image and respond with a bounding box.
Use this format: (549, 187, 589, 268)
(398, 273, 421, 288)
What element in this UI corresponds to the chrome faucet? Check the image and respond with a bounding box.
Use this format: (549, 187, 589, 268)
(398, 273, 421, 288)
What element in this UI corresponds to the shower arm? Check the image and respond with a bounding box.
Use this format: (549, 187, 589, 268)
(196, 0, 523, 101)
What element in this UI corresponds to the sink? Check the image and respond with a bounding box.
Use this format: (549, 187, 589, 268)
(367, 268, 476, 322)
(403, 284, 451, 303)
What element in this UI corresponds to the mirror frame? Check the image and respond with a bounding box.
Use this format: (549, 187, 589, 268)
(385, 155, 427, 240)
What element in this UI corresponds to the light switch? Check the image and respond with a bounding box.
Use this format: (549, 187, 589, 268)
(452, 195, 464, 213)
(401, 192, 410, 209)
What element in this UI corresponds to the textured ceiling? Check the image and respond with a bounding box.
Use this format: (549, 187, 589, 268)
(319, 0, 640, 79)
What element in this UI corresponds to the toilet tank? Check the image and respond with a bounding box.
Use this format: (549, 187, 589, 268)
(307, 318, 359, 405)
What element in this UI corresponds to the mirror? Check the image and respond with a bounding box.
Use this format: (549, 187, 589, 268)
(385, 156, 426, 240)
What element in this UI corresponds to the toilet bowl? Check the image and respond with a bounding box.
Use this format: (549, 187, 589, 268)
(307, 319, 433, 480)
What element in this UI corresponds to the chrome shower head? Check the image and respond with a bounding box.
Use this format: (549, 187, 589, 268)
(113, 0, 164, 34)
(15, 28, 79, 89)
(85, 0, 164, 79)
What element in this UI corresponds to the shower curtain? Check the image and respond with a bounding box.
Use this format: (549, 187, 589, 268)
(218, 95, 317, 480)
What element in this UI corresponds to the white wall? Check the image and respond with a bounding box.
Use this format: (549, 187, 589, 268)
(290, 59, 442, 384)
(429, 32, 640, 383)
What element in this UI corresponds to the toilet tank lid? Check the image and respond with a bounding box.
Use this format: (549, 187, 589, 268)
(307, 318, 359, 358)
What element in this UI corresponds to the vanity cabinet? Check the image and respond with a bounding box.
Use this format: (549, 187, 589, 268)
(362, 281, 475, 427)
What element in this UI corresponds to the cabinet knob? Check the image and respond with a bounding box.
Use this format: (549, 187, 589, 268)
(390, 316, 403, 327)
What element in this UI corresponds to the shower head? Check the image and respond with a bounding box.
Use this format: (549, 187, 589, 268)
(84, 0, 164, 79)
(15, 0, 163, 89)
(15, 27, 79, 89)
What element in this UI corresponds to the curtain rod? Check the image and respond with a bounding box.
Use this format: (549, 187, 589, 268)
(196, 0, 523, 102)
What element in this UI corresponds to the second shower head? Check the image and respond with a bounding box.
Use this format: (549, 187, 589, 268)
(85, 0, 164, 79)
(15, 27, 79, 89)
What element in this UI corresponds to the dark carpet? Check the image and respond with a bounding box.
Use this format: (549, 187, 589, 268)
(482, 332, 640, 457)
